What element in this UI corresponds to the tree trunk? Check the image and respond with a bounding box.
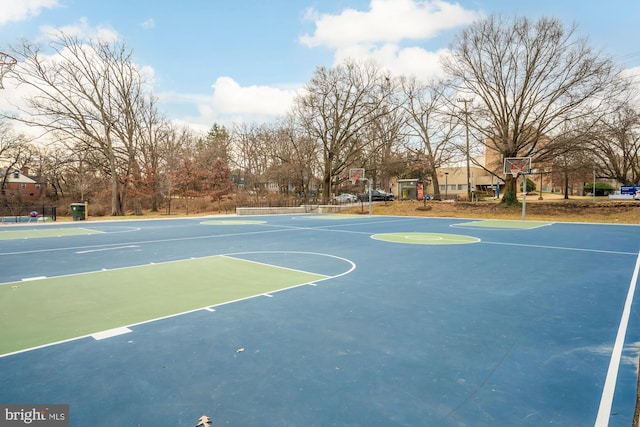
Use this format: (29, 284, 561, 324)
(430, 172, 440, 197)
(110, 175, 122, 216)
(322, 170, 332, 204)
(501, 174, 519, 205)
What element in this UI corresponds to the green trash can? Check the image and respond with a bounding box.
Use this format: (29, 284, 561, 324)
(70, 203, 86, 221)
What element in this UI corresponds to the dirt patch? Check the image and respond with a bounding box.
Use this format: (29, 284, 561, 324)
(344, 199, 640, 224)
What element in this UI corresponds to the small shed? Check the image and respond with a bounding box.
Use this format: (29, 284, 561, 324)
(397, 179, 424, 200)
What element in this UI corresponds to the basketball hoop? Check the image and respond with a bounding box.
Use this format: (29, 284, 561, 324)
(0, 51, 17, 89)
(504, 157, 531, 179)
(349, 168, 365, 185)
(509, 163, 523, 178)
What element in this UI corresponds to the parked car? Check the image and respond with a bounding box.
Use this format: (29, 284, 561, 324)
(357, 190, 394, 202)
(333, 193, 358, 203)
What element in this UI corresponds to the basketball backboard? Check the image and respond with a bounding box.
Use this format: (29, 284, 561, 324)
(504, 157, 532, 178)
(349, 168, 365, 184)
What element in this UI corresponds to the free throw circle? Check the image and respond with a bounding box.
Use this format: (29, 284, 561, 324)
(371, 232, 479, 245)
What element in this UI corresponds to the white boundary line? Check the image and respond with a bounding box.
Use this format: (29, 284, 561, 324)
(594, 250, 640, 426)
(0, 251, 356, 358)
(1, 250, 352, 287)
(75, 245, 139, 254)
(92, 327, 132, 340)
(450, 221, 553, 230)
(482, 240, 637, 256)
(0, 227, 300, 256)
(221, 251, 356, 279)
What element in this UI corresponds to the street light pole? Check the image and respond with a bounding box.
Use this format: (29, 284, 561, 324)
(444, 172, 449, 201)
(539, 169, 543, 200)
(457, 98, 472, 201)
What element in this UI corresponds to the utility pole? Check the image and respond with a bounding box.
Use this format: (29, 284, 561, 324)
(539, 169, 544, 200)
(457, 98, 473, 201)
(444, 172, 449, 201)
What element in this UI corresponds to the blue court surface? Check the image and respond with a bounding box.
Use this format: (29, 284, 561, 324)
(1, 214, 640, 427)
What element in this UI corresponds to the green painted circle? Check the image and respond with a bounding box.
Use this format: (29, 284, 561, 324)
(201, 220, 266, 225)
(371, 232, 480, 245)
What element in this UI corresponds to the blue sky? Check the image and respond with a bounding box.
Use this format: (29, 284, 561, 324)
(1, 0, 639, 133)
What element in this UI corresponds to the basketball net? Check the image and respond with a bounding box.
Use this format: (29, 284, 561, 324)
(510, 163, 523, 178)
(350, 170, 361, 185)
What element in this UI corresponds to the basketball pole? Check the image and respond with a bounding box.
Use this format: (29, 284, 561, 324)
(356, 177, 371, 216)
(363, 178, 372, 215)
(349, 168, 371, 216)
(353, 175, 371, 216)
(521, 172, 527, 221)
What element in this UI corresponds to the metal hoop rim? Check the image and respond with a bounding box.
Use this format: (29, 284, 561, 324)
(0, 51, 17, 65)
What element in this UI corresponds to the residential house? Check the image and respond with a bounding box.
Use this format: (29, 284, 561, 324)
(1, 167, 47, 202)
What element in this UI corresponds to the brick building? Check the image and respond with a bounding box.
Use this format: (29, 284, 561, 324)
(1, 167, 47, 202)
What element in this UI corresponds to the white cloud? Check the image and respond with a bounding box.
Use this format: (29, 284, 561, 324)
(300, 0, 481, 81)
(0, 0, 59, 27)
(621, 65, 640, 83)
(0, 80, 55, 139)
(334, 43, 452, 79)
(40, 17, 120, 43)
(301, 0, 480, 48)
(2, 1, 484, 133)
(166, 1, 482, 128)
(155, 77, 299, 130)
(0, 19, 127, 139)
(211, 77, 297, 116)
(621, 66, 640, 107)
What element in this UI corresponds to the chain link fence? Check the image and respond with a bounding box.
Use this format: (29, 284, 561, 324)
(0, 205, 57, 223)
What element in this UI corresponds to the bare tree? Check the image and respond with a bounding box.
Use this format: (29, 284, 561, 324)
(160, 124, 193, 215)
(70, 137, 107, 202)
(230, 123, 273, 199)
(292, 60, 397, 202)
(443, 15, 622, 204)
(401, 77, 461, 197)
(7, 33, 150, 215)
(0, 121, 34, 204)
(548, 121, 594, 198)
(590, 104, 640, 185)
(33, 145, 65, 200)
(268, 119, 320, 200)
(134, 96, 172, 212)
(361, 78, 407, 194)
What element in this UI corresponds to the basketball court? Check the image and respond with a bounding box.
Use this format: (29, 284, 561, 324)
(1, 213, 639, 426)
